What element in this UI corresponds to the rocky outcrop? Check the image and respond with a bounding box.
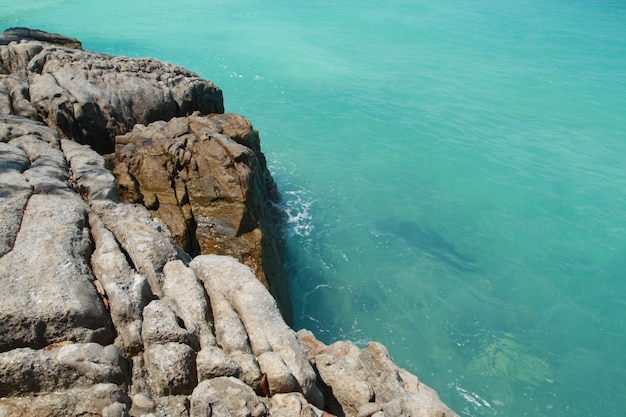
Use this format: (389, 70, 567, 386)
(0, 28, 459, 417)
(107, 113, 289, 318)
(297, 331, 459, 417)
(0, 27, 223, 154)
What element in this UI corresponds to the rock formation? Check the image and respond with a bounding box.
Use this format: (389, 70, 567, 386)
(0, 28, 459, 417)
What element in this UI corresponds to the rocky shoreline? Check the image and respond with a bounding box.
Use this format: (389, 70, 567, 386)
(0, 28, 459, 417)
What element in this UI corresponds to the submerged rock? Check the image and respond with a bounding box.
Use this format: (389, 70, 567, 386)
(0, 28, 459, 417)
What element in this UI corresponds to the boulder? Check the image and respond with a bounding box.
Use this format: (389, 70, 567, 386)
(91, 199, 188, 298)
(196, 345, 242, 380)
(0, 343, 127, 397)
(141, 300, 199, 350)
(109, 114, 291, 321)
(143, 342, 198, 396)
(190, 377, 268, 417)
(268, 393, 332, 417)
(296, 331, 459, 417)
(191, 255, 322, 406)
(89, 212, 152, 354)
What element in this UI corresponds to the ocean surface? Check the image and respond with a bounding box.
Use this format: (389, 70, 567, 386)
(3, 1, 626, 415)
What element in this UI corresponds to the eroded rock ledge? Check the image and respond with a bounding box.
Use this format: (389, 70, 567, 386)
(0, 28, 459, 417)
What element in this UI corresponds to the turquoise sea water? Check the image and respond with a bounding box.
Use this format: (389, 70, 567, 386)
(3, 1, 626, 415)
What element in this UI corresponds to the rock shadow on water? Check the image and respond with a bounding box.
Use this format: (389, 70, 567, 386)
(375, 218, 479, 273)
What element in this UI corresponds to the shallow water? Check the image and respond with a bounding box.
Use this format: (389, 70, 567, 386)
(3, 1, 626, 415)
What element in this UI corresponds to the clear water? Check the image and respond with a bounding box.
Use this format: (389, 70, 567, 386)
(3, 1, 626, 415)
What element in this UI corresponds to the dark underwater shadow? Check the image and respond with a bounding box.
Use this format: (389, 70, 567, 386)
(375, 217, 479, 273)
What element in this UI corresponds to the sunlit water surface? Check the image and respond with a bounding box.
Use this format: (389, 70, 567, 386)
(3, 1, 626, 415)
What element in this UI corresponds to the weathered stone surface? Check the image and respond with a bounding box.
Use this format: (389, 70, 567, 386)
(191, 255, 322, 406)
(109, 114, 291, 321)
(0, 140, 31, 257)
(196, 345, 242, 380)
(91, 199, 188, 298)
(0, 117, 114, 351)
(0, 27, 82, 48)
(89, 212, 151, 354)
(315, 341, 373, 417)
(268, 393, 332, 417)
(142, 300, 199, 350)
(190, 377, 268, 417)
(62, 138, 118, 201)
(0, 29, 460, 417)
(1, 28, 223, 154)
(297, 331, 459, 417)
(163, 260, 216, 349)
(144, 342, 198, 396)
(0, 74, 38, 118)
(0, 343, 127, 397)
(0, 383, 131, 417)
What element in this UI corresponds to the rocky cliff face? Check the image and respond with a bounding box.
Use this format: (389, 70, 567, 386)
(0, 28, 459, 417)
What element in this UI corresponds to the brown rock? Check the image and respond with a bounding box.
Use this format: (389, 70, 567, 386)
(109, 114, 291, 320)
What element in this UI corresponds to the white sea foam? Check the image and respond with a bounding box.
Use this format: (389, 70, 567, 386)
(281, 189, 314, 237)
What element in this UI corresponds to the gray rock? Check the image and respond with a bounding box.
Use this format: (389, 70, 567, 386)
(89, 212, 152, 354)
(190, 377, 268, 417)
(191, 255, 322, 406)
(296, 332, 460, 417)
(0, 343, 127, 397)
(1, 35, 223, 154)
(315, 341, 373, 417)
(257, 351, 298, 395)
(0, 27, 82, 48)
(142, 300, 199, 350)
(189, 259, 261, 387)
(152, 395, 191, 417)
(62, 138, 118, 201)
(268, 393, 326, 417)
(143, 342, 197, 396)
(196, 345, 241, 380)
(162, 260, 216, 348)
(0, 74, 38, 118)
(0, 383, 130, 417)
(0, 169, 114, 350)
(0, 140, 32, 257)
(91, 199, 189, 298)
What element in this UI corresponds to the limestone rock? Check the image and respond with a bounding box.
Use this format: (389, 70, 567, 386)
(0, 29, 461, 417)
(0, 343, 127, 397)
(0, 27, 223, 154)
(314, 341, 373, 417)
(62, 138, 118, 201)
(196, 345, 242, 380)
(0, 27, 82, 49)
(0, 116, 114, 351)
(109, 114, 291, 321)
(162, 260, 217, 349)
(190, 377, 268, 417)
(268, 393, 331, 417)
(142, 300, 199, 350)
(91, 199, 188, 298)
(144, 342, 198, 396)
(191, 255, 322, 407)
(0, 383, 131, 417)
(296, 331, 459, 417)
(89, 212, 152, 354)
